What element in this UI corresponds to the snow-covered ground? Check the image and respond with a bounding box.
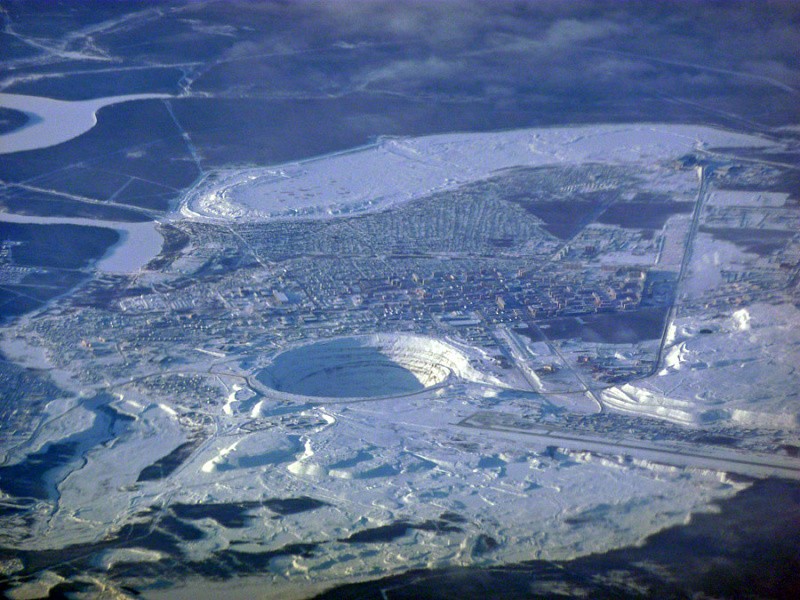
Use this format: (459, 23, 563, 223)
(24, 381, 751, 585)
(608, 178, 800, 431)
(182, 124, 770, 222)
(2, 122, 796, 599)
(619, 301, 800, 429)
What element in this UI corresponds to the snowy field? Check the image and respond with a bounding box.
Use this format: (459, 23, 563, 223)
(183, 124, 770, 222)
(3, 122, 797, 599)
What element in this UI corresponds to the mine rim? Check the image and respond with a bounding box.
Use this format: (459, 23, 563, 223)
(250, 333, 473, 402)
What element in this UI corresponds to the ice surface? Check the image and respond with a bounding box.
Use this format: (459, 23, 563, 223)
(0, 212, 163, 273)
(0, 92, 172, 154)
(183, 125, 770, 222)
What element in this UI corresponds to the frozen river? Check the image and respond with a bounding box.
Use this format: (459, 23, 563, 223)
(0, 212, 162, 273)
(0, 92, 170, 272)
(0, 92, 171, 154)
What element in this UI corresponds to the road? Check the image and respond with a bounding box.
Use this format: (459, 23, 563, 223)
(648, 165, 708, 378)
(458, 412, 800, 481)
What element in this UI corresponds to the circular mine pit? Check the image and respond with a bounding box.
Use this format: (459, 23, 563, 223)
(257, 334, 474, 399)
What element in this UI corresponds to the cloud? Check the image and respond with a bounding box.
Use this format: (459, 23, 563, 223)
(590, 56, 656, 80)
(741, 60, 800, 88)
(357, 56, 462, 88)
(541, 18, 625, 48)
(290, 0, 492, 46)
(175, 0, 800, 123)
